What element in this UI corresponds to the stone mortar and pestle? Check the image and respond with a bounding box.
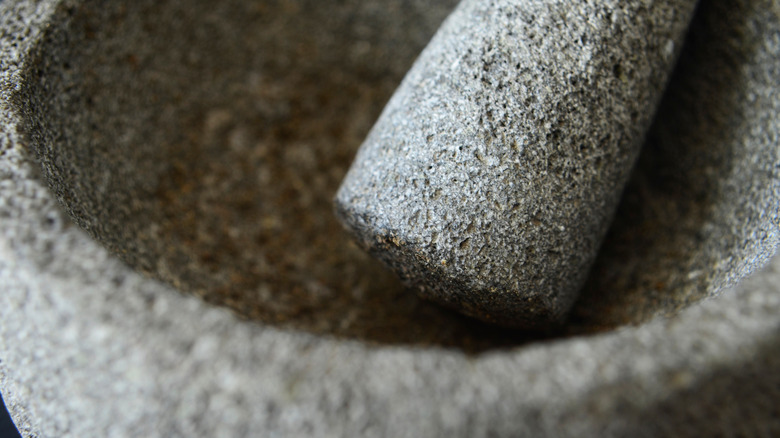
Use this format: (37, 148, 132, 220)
(0, 0, 778, 436)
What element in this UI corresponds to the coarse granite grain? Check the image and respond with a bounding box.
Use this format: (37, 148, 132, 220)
(0, 0, 779, 437)
(335, 0, 699, 327)
(571, 0, 780, 329)
(16, 0, 524, 350)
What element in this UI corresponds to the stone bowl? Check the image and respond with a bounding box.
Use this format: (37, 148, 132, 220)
(1, 0, 778, 436)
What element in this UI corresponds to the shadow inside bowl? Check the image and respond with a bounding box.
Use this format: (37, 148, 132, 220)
(16, 0, 777, 353)
(19, 0, 542, 352)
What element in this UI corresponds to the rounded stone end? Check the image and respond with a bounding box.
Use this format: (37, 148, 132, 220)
(334, 194, 571, 329)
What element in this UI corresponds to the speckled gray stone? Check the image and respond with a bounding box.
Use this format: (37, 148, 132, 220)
(571, 0, 780, 328)
(1, 0, 780, 437)
(335, 0, 699, 327)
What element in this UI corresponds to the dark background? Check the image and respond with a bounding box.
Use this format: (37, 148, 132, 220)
(0, 392, 21, 438)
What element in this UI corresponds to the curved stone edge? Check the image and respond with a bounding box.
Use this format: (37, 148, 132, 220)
(0, 2, 65, 437)
(0, 1, 779, 437)
(333, 201, 561, 327)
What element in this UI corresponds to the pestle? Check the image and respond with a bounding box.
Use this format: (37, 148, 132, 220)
(334, 0, 699, 328)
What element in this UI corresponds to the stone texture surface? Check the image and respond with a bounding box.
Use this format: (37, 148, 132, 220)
(335, 0, 699, 327)
(571, 0, 780, 328)
(16, 0, 527, 351)
(0, 0, 779, 437)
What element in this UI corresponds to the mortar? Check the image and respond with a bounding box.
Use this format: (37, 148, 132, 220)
(1, 0, 778, 436)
